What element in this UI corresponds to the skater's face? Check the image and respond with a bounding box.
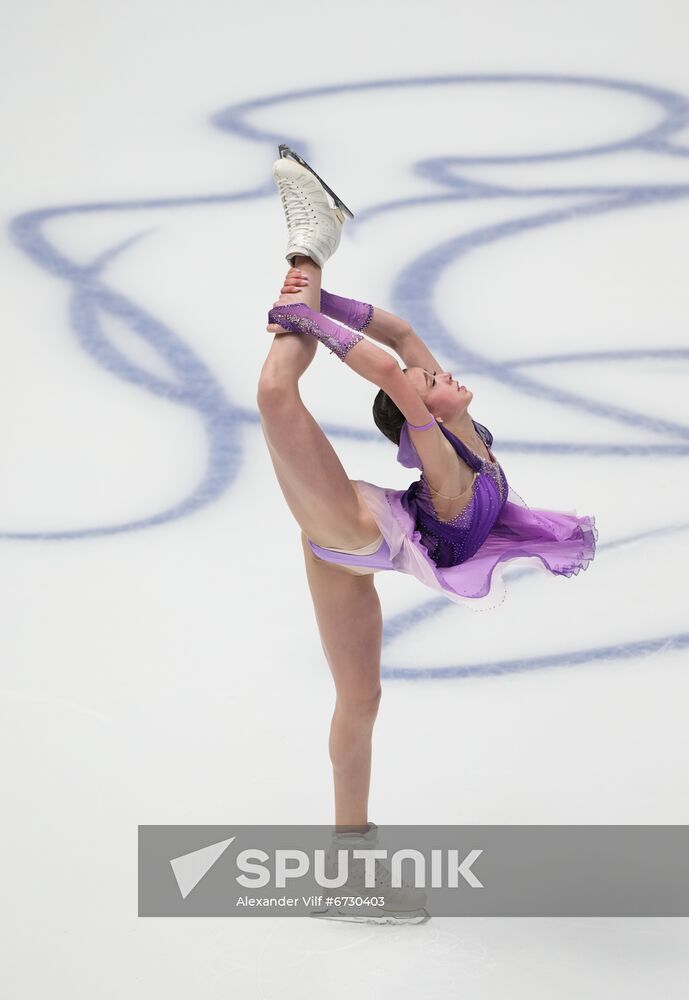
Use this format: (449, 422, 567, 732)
(405, 367, 473, 417)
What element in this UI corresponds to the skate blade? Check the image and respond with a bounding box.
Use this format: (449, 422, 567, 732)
(278, 143, 355, 220)
(310, 906, 430, 925)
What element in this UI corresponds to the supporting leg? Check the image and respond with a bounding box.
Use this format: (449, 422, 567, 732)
(300, 532, 383, 827)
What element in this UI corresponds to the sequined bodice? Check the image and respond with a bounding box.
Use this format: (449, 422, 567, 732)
(396, 419, 509, 568)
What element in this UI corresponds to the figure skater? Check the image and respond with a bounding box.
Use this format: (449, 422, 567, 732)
(257, 146, 597, 923)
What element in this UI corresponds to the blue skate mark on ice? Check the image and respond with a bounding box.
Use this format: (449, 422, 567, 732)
(5, 196, 270, 539)
(380, 632, 689, 681)
(5, 73, 689, 679)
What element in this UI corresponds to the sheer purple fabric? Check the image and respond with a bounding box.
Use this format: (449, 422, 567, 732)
(268, 303, 364, 361)
(308, 418, 598, 611)
(319, 289, 374, 332)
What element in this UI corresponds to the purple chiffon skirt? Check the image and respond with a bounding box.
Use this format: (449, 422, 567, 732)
(309, 480, 598, 612)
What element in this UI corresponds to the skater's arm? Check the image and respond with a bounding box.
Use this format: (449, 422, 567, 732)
(344, 341, 434, 428)
(354, 350, 461, 483)
(270, 281, 457, 480)
(349, 308, 445, 377)
(390, 324, 445, 377)
(280, 269, 445, 374)
(268, 292, 432, 426)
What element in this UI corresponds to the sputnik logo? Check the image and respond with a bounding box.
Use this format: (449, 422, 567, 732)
(169, 835, 484, 898)
(170, 837, 236, 899)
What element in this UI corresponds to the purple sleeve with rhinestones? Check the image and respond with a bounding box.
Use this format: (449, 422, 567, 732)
(268, 302, 364, 361)
(319, 289, 374, 331)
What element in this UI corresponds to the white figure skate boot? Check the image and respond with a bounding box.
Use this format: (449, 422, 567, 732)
(310, 822, 430, 925)
(272, 145, 353, 270)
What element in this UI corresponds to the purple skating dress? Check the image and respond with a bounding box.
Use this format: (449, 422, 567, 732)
(308, 418, 598, 611)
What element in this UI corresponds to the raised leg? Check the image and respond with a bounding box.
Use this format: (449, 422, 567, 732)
(300, 532, 382, 827)
(257, 258, 379, 550)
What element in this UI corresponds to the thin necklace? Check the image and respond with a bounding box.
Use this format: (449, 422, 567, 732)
(424, 470, 477, 500)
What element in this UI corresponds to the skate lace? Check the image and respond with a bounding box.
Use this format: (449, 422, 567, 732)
(278, 179, 313, 234)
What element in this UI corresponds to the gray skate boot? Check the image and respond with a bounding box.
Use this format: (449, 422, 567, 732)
(310, 822, 430, 925)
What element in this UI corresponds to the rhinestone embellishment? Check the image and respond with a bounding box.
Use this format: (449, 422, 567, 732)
(268, 305, 364, 361)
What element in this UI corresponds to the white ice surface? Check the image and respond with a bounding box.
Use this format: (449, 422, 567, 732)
(1, 0, 689, 996)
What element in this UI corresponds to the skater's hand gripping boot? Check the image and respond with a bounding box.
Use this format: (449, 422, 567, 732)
(280, 268, 374, 332)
